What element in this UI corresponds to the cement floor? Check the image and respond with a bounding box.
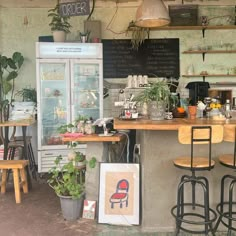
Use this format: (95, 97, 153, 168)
(0, 176, 233, 236)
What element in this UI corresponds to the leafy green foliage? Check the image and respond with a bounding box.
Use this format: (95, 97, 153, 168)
(0, 52, 24, 121)
(134, 80, 173, 104)
(47, 154, 96, 199)
(48, 2, 72, 33)
(15, 88, 37, 103)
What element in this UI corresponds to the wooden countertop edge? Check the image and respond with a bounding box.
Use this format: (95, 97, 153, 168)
(114, 118, 233, 130)
(0, 119, 36, 127)
(62, 133, 126, 142)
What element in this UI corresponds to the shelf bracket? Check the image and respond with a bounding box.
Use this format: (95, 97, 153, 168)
(202, 27, 206, 38)
(202, 52, 206, 61)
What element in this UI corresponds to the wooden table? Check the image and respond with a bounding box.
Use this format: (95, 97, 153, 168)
(62, 132, 127, 201)
(62, 133, 126, 143)
(0, 119, 36, 160)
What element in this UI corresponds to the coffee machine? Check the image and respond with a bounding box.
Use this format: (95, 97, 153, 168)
(186, 81, 210, 105)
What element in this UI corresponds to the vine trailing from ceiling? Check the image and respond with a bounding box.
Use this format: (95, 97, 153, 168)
(127, 21, 150, 50)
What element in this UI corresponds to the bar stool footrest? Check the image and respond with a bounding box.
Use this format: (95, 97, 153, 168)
(171, 203, 217, 234)
(216, 202, 236, 231)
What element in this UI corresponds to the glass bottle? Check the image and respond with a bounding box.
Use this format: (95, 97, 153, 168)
(77, 120, 85, 134)
(225, 99, 231, 119)
(85, 120, 92, 134)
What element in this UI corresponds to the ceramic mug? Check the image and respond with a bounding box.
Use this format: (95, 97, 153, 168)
(165, 112, 173, 120)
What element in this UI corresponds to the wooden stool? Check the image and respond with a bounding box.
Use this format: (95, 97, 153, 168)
(0, 160, 29, 204)
(171, 125, 223, 235)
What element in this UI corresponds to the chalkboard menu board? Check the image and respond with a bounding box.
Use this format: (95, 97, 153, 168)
(102, 38, 180, 79)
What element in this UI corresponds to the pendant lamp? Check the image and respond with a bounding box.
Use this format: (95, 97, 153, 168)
(135, 0, 170, 28)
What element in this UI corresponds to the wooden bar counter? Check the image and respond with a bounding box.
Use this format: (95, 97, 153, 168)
(114, 117, 234, 232)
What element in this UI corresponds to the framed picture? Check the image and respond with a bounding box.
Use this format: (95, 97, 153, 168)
(82, 200, 96, 220)
(98, 163, 140, 225)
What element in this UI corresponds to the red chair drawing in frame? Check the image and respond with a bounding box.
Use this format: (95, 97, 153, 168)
(110, 179, 129, 209)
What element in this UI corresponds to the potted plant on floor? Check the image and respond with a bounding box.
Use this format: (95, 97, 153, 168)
(48, 0, 72, 42)
(134, 79, 173, 120)
(47, 153, 96, 221)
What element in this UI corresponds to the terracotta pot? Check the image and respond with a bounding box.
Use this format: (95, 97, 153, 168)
(188, 106, 197, 119)
(53, 31, 66, 42)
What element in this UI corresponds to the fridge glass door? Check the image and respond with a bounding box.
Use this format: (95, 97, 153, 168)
(71, 59, 102, 121)
(38, 59, 70, 148)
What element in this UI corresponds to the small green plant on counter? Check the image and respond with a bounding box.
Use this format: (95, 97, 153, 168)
(57, 115, 91, 134)
(47, 154, 96, 199)
(134, 79, 174, 105)
(57, 123, 75, 134)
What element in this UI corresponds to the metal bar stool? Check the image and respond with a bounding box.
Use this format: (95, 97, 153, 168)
(171, 125, 223, 235)
(8, 136, 37, 180)
(215, 124, 236, 235)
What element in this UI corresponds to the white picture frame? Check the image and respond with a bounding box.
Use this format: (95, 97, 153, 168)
(98, 163, 140, 225)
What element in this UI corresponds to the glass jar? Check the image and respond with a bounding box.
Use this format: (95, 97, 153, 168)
(85, 120, 93, 134)
(77, 120, 85, 134)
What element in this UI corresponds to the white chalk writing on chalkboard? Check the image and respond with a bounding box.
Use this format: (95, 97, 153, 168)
(102, 39, 180, 79)
(59, 0, 90, 17)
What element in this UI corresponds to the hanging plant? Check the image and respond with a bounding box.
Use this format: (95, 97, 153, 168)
(127, 21, 149, 50)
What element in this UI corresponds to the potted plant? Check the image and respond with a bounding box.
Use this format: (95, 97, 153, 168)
(134, 79, 173, 120)
(48, 0, 72, 42)
(47, 153, 96, 221)
(12, 87, 37, 120)
(127, 21, 149, 50)
(0, 52, 24, 122)
(15, 87, 37, 103)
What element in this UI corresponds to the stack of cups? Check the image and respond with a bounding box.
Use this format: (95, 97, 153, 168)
(127, 75, 149, 88)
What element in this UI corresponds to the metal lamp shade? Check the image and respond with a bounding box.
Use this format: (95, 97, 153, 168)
(135, 0, 170, 28)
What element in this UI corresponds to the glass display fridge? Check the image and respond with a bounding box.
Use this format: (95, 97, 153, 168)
(36, 42, 103, 172)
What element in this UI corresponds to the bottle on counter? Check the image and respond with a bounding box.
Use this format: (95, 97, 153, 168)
(77, 120, 85, 134)
(225, 99, 231, 119)
(85, 120, 93, 134)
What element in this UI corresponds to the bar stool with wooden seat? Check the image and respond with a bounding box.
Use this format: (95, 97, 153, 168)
(215, 124, 236, 235)
(171, 125, 223, 235)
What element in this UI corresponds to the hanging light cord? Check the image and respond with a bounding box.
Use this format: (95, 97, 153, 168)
(106, 0, 128, 35)
(87, 0, 95, 20)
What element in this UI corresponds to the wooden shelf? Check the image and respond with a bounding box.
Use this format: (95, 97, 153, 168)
(151, 25, 236, 37)
(182, 74, 236, 77)
(182, 74, 236, 82)
(210, 82, 236, 87)
(183, 50, 236, 61)
(154, 25, 236, 31)
(183, 50, 236, 54)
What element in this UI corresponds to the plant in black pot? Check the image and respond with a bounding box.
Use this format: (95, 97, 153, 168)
(48, 0, 72, 42)
(47, 153, 96, 221)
